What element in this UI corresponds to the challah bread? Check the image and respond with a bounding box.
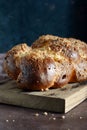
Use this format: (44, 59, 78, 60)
(4, 35, 87, 91)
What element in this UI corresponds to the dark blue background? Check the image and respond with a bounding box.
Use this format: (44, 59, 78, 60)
(0, 0, 87, 52)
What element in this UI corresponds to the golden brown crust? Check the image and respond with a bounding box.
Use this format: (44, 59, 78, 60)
(68, 38, 87, 59)
(32, 35, 80, 62)
(17, 57, 57, 90)
(4, 43, 31, 79)
(17, 55, 74, 90)
(4, 34, 87, 91)
(32, 35, 87, 83)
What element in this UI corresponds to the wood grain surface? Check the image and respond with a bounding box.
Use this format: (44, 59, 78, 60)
(0, 80, 87, 113)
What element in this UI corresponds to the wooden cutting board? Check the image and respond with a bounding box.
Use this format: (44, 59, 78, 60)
(0, 80, 87, 113)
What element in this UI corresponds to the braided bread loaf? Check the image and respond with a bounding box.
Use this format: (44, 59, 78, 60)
(4, 35, 87, 91)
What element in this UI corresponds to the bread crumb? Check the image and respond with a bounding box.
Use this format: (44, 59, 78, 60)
(43, 112, 48, 116)
(6, 120, 9, 122)
(35, 113, 39, 117)
(45, 88, 49, 91)
(53, 117, 56, 120)
(62, 115, 65, 119)
(12, 120, 15, 122)
(49, 117, 52, 120)
(9, 115, 11, 117)
(52, 114, 54, 116)
(80, 116, 83, 119)
(41, 89, 44, 91)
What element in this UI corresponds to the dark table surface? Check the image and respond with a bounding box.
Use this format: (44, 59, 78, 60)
(0, 100, 86, 130)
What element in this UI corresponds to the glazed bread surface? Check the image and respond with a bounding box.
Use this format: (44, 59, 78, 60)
(4, 35, 87, 91)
